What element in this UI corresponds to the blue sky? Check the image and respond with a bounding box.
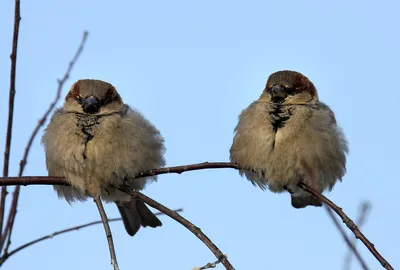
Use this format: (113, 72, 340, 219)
(0, 1, 398, 269)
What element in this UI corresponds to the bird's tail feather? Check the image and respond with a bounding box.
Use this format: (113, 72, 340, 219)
(291, 194, 323, 209)
(116, 199, 162, 236)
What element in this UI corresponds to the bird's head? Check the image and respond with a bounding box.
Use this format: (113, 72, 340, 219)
(259, 70, 319, 105)
(64, 79, 124, 115)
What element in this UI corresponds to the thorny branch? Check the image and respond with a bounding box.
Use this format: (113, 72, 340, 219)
(0, 0, 21, 246)
(0, 162, 393, 270)
(0, 31, 89, 256)
(0, 209, 182, 265)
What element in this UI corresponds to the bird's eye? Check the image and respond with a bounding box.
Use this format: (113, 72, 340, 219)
(103, 98, 109, 105)
(284, 87, 297, 96)
(102, 88, 114, 105)
(76, 95, 83, 104)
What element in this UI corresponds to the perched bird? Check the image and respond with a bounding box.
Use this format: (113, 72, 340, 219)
(230, 70, 348, 208)
(42, 79, 166, 236)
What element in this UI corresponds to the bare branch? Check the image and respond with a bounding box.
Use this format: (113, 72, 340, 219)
(0, 162, 240, 186)
(0, 31, 89, 255)
(0, 0, 21, 245)
(18, 30, 89, 176)
(0, 176, 68, 186)
(118, 188, 234, 270)
(0, 162, 393, 270)
(135, 162, 239, 178)
(298, 182, 393, 270)
(193, 255, 227, 269)
(343, 202, 371, 270)
(324, 207, 369, 270)
(94, 197, 119, 270)
(0, 209, 182, 266)
(0, 218, 122, 266)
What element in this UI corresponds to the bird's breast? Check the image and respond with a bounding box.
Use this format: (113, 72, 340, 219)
(269, 105, 294, 132)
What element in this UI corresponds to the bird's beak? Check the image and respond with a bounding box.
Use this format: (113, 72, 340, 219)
(270, 85, 287, 99)
(82, 96, 100, 114)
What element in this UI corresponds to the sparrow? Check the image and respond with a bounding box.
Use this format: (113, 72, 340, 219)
(42, 79, 166, 236)
(230, 70, 348, 208)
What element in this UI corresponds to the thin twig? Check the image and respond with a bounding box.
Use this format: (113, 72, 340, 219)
(0, 0, 21, 246)
(298, 182, 393, 270)
(0, 162, 393, 269)
(18, 30, 89, 176)
(0, 176, 68, 186)
(343, 202, 371, 270)
(135, 162, 240, 178)
(0, 162, 240, 186)
(94, 197, 119, 270)
(300, 161, 368, 270)
(324, 207, 369, 270)
(0, 209, 182, 265)
(118, 187, 234, 270)
(193, 255, 227, 269)
(0, 31, 89, 255)
(0, 217, 121, 266)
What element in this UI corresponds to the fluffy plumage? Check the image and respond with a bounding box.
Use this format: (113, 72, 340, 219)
(230, 70, 348, 208)
(42, 79, 166, 236)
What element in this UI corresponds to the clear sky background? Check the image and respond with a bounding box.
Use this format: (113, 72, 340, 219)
(0, 1, 399, 269)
